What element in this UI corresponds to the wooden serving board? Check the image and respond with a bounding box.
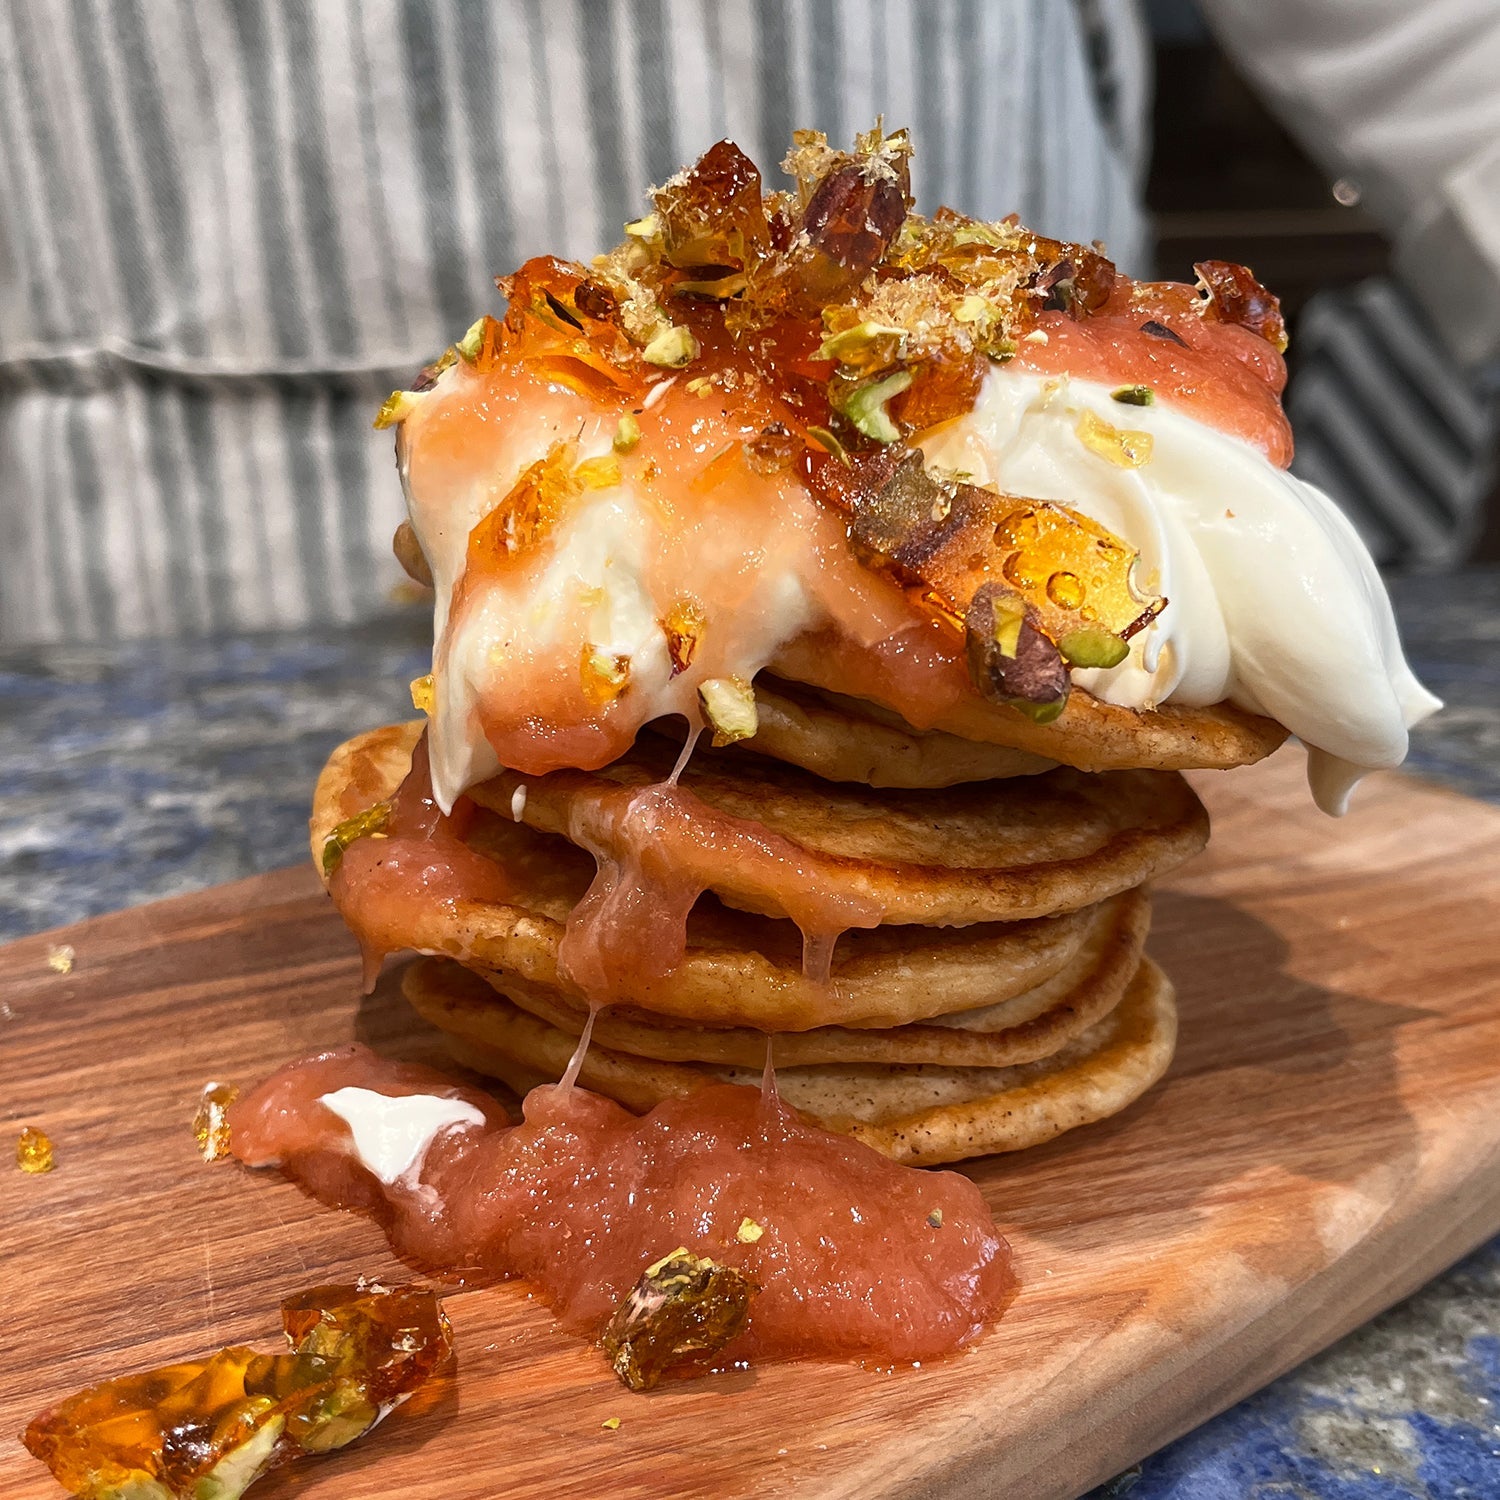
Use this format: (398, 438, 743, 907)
(3, 749, 1500, 1500)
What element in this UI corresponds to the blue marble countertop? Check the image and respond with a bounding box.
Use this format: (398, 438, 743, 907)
(2, 571, 1497, 1499)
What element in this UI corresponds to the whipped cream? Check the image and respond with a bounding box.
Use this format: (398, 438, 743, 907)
(405, 362, 1437, 816)
(318, 1086, 485, 1187)
(921, 371, 1440, 813)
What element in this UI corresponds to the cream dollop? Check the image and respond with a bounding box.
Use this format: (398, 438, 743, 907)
(920, 371, 1440, 813)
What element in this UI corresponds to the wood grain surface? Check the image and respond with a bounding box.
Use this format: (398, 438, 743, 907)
(3, 748, 1499, 1500)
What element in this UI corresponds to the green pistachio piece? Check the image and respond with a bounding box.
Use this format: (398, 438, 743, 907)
(805, 425, 852, 465)
(989, 593, 1027, 659)
(456, 317, 487, 363)
(613, 414, 642, 453)
(698, 677, 758, 747)
(321, 802, 393, 880)
(642, 325, 700, 368)
(372, 390, 420, 430)
(1059, 625, 1131, 668)
(835, 369, 914, 444)
(192, 1415, 284, 1500)
(1110, 385, 1155, 406)
(815, 321, 907, 364)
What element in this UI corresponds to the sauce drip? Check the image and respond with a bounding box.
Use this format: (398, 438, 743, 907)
(553, 776, 882, 1005)
(229, 1046, 1017, 1367)
(330, 733, 511, 989)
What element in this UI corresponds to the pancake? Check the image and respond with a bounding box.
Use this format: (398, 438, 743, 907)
(454, 883, 1148, 1068)
(773, 634, 1288, 774)
(725, 677, 1057, 787)
(469, 735, 1209, 926)
(411, 956, 1178, 1167)
(313, 724, 1132, 1031)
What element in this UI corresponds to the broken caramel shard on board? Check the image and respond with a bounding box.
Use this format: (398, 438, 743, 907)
(23, 1282, 451, 1500)
(193, 1083, 240, 1163)
(17, 1124, 55, 1174)
(602, 1248, 753, 1391)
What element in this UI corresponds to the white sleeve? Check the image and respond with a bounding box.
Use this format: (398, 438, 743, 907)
(1195, 0, 1500, 368)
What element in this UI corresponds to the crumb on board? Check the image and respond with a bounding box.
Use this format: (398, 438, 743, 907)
(45, 944, 75, 975)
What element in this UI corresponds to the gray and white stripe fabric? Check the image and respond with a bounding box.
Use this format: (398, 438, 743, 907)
(1288, 279, 1499, 569)
(0, 0, 1149, 644)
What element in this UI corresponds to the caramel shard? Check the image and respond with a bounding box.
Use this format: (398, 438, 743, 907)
(602, 1249, 753, 1391)
(661, 598, 706, 676)
(321, 801, 393, 880)
(22, 1282, 452, 1500)
(581, 646, 631, 707)
(1076, 409, 1153, 468)
(17, 1125, 54, 1174)
(466, 441, 582, 578)
(193, 1082, 240, 1164)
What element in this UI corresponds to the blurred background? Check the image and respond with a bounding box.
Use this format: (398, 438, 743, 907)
(1, 0, 1496, 646)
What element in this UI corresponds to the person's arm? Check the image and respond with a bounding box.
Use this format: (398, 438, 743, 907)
(1196, 0, 1500, 368)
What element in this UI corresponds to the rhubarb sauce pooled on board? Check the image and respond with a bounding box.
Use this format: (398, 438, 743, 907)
(229, 1046, 1017, 1368)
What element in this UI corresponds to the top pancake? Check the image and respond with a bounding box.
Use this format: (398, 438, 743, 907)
(773, 634, 1288, 774)
(470, 736, 1208, 926)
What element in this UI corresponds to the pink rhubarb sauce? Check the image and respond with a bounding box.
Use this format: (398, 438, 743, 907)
(229, 1045, 1016, 1366)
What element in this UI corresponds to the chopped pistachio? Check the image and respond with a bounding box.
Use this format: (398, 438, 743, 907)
(735, 1217, 764, 1245)
(952, 296, 991, 325)
(575, 454, 622, 490)
(805, 425, 851, 465)
(321, 801, 393, 880)
(698, 676, 757, 747)
(1059, 625, 1130, 669)
(455, 316, 488, 364)
(836, 369, 913, 444)
(603, 1248, 754, 1392)
(1076, 409, 1153, 468)
(601, 1417, 622, 1432)
(926, 1209, 944, 1229)
(194, 1413, 285, 1500)
(816, 320, 907, 364)
(685, 375, 713, 396)
(372, 390, 420, 430)
(409, 673, 436, 716)
(642, 325, 700, 368)
(612, 414, 642, 453)
(1022, 329, 1049, 345)
(988, 592, 1027, 659)
(1110, 385, 1155, 407)
(624, 213, 660, 240)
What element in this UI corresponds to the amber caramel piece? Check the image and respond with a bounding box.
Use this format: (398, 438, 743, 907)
(17, 1124, 54, 1174)
(602, 1249, 754, 1391)
(193, 1083, 240, 1164)
(23, 1282, 451, 1500)
(466, 440, 582, 579)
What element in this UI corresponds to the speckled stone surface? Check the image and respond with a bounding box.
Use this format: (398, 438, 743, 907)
(2, 571, 1497, 1498)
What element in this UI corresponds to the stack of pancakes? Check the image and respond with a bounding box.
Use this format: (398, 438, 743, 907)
(315, 678, 1281, 1165)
